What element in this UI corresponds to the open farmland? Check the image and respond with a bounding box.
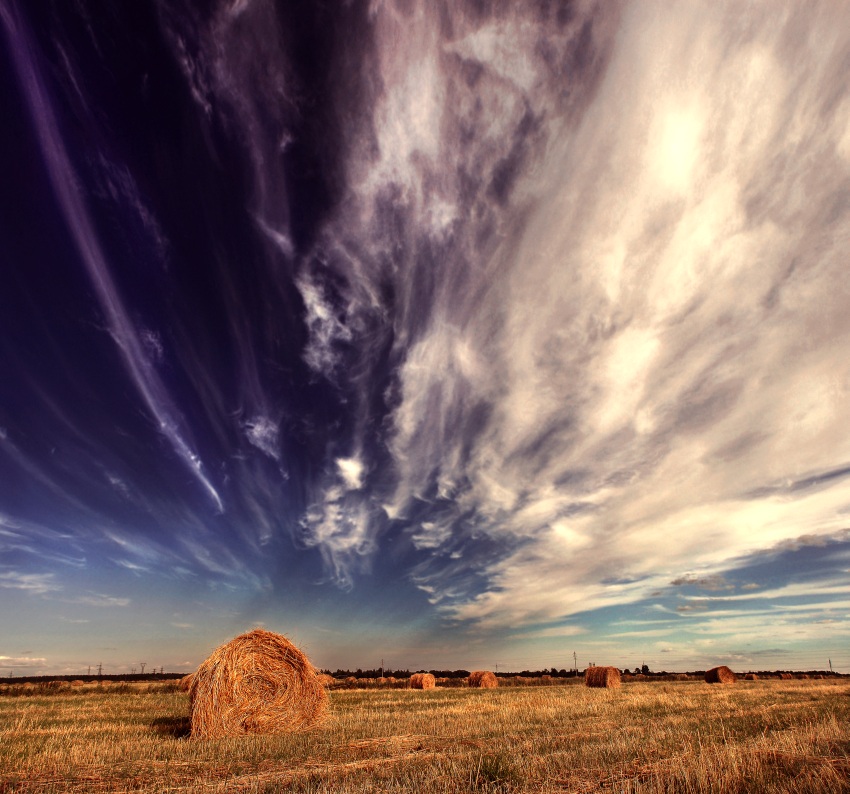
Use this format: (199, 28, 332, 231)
(0, 678, 848, 793)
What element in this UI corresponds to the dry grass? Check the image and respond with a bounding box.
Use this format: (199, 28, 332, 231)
(0, 678, 848, 792)
(187, 628, 328, 739)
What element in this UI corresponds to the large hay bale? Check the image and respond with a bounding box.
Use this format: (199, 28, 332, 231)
(585, 666, 621, 689)
(468, 670, 498, 688)
(409, 673, 436, 689)
(187, 628, 328, 739)
(705, 666, 736, 684)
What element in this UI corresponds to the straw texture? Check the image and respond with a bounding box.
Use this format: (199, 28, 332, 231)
(585, 666, 621, 688)
(187, 628, 328, 739)
(705, 665, 736, 684)
(468, 670, 498, 688)
(409, 673, 436, 689)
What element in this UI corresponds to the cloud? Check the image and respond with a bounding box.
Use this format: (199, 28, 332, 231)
(0, 572, 60, 595)
(669, 574, 733, 592)
(0, 4, 223, 513)
(67, 593, 131, 608)
(243, 415, 281, 461)
(336, 457, 364, 491)
(0, 656, 47, 667)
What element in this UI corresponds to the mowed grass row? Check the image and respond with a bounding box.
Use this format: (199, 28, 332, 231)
(0, 679, 848, 793)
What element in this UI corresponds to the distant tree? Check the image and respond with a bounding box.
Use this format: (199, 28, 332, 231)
(641, 664, 650, 675)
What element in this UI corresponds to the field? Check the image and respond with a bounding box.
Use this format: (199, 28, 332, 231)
(0, 678, 848, 793)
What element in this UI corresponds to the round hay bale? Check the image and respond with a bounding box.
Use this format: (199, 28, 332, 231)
(187, 628, 328, 739)
(779, 672, 793, 680)
(705, 666, 736, 684)
(386, 676, 397, 684)
(468, 670, 498, 688)
(743, 673, 758, 681)
(409, 673, 436, 690)
(585, 666, 621, 689)
(316, 674, 335, 687)
(178, 674, 194, 692)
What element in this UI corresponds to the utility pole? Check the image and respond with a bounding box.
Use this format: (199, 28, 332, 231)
(140, 662, 146, 675)
(87, 665, 91, 676)
(829, 659, 833, 673)
(380, 658, 384, 678)
(97, 663, 102, 678)
(573, 651, 577, 674)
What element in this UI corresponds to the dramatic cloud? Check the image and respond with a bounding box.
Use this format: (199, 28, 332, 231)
(1, 0, 849, 673)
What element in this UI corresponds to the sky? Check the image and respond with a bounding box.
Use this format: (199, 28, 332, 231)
(1, 0, 850, 677)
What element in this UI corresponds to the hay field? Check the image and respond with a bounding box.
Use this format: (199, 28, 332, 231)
(0, 678, 848, 792)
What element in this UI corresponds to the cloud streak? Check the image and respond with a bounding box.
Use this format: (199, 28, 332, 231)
(0, 0, 223, 514)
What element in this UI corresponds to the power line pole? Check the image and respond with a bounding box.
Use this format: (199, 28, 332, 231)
(829, 659, 833, 673)
(573, 651, 577, 674)
(97, 663, 102, 678)
(140, 662, 146, 675)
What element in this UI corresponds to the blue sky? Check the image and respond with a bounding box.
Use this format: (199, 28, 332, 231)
(1, 0, 849, 676)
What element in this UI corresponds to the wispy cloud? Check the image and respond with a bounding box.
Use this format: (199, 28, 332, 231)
(0, 2, 223, 513)
(0, 572, 60, 595)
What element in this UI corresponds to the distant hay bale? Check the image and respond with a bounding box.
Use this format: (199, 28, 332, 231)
(316, 674, 335, 687)
(779, 673, 793, 680)
(743, 673, 758, 681)
(178, 674, 194, 692)
(345, 676, 358, 687)
(409, 673, 436, 689)
(705, 666, 736, 684)
(468, 670, 498, 688)
(797, 674, 810, 680)
(813, 674, 824, 679)
(376, 676, 388, 685)
(386, 676, 397, 684)
(187, 628, 328, 739)
(585, 666, 621, 689)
